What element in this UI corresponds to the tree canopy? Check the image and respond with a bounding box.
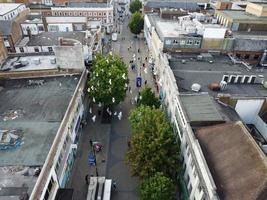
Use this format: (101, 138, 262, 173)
(87, 54, 129, 106)
(140, 172, 176, 200)
(126, 106, 180, 178)
(128, 12, 144, 35)
(129, 0, 142, 14)
(138, 87, 160, 108)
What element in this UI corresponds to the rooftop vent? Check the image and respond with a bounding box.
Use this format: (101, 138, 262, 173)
(33, 58, 40, 65)
(191, 83, 201, 92)
(181, 59, 186, 64)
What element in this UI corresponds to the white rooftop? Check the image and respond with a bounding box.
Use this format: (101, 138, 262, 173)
(156, 21, 187, 37)
(0, 3, 24, 16)
(1, 56, 58, 71)
(46, 16, 87, 23)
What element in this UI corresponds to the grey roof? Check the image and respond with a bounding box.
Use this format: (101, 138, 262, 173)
(68, 2, 111, 8)
(0, 20, 12, 36)
(0, 75, 80, 166)
(180, 94, 224, 123)
(26, 32, 86, 46)
(145, 1, 199, 11)
(169, 54, 267, 97)
(233, 38, 267, 51)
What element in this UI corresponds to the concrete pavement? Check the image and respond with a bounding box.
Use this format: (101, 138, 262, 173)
(68, 13, 156, 200)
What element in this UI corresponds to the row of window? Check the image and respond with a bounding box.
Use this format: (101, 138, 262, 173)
(53, 11, 112, 17)
(166, 39, 201, 46)
(19, 46, 53, 53)
(235, 53, 260, 60)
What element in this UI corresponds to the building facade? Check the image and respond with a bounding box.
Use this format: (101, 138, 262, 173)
(51, 3, 113, 29)
(0, 3, 27, 20)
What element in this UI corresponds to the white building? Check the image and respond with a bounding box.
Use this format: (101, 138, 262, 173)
(20, 13, 45, 36)
(0, 3, 27, 20)
(46, 16, 87, 32)
(51, 3, 113, 31)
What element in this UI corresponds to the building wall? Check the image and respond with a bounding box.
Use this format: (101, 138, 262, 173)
(0, 38, 7, 65)
(215, 1, 232, 10)
(201, 38, 233, 51)
(21, 23, 45, 35)
(51, 7, 113, 27)
(47, 23, 73, 32)
(30, 70, 88, 200)
(163, 37, 202, 49)
(246, 3, 267, 17)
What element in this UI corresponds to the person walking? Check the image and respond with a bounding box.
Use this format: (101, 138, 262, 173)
(85, 174, 89, 185)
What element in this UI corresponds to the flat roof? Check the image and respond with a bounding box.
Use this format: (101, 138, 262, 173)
(23, 32, 86, 46)
(0, 3, 23, 16)
(196, 122, 267, 200)
(145, 1, 199, 11)
(156, 21, 187, 37)
(1, 56, 58, 71)
(216, 10, 267, 23)
(46, 16, 87, 23)
(0, 75, 79, 166)
(169, 54, 267, 97)
(68, 2, 112, 8)
(180, 94, 224, 123)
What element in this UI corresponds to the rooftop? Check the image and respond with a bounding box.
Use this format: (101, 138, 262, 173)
(180, 94, 224, 125)
(17, 32, 86, 47)
(145, 0, 199, 11)
(0, 75, 79, 199)
(68, 2, 112, 8)
(169, 54, 267, 97)
(1, 56, 59, 71)
(0, 3, 24, 16)
(196, 122, 267, 200)
(0, 20, 12, 35)
(215, 10, 267, 23)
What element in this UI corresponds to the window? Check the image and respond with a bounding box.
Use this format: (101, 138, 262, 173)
(83, 12, 87, 16)
(34, 47, 39, 52)
(88, 12, 92, 16)
(244, 54, 250, 59)
(79, 12, 82, 16)
(104, 12, 106, 16)
(186, 40, 193, 45)
(93, 12, 97, 16)
(180, 40, 185, 45)
(236, 53, 241, 58)
(38, 26, 44, 31)
(74, 12, 77, 16)
(194, 40, 200, 45)
(19, 47, 24, 53)
(44, 178, 55, 200)
(99, 12, 102, 16)
(48, 47, 53, 52)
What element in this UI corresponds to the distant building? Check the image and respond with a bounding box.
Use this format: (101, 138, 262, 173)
(51, 3, 113, 30)
(20, 13, 45, 36)
(215, 3, 267, 31)
(0, 3, 27, 20)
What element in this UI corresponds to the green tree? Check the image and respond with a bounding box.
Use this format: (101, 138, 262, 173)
(138, 87, 160, 108)
(129, 0, 142, 14)
(140, 172, 176, 200)
(128, 12, 144, 35)
(87, 54, 129, 106)
(126, 106, 180, 178)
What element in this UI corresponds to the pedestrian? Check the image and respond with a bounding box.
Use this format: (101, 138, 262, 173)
(90, 139, 93, 147)
(128, 47, 129, 51)
(128, 86, 131, 92)
(145, 80, 147, 85)
(138, 48, 140, 53)
(85, 174, 89, 185)
(143, 63, 145, 67)
(131, 64, 134, 71)
(98, 109, 101, 116)
(112, 181, 117, 190)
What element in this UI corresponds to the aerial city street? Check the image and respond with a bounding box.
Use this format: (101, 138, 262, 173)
(0, 0, 267, 200)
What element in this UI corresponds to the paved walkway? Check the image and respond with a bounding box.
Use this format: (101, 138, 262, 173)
(68, 15, 155, 200)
